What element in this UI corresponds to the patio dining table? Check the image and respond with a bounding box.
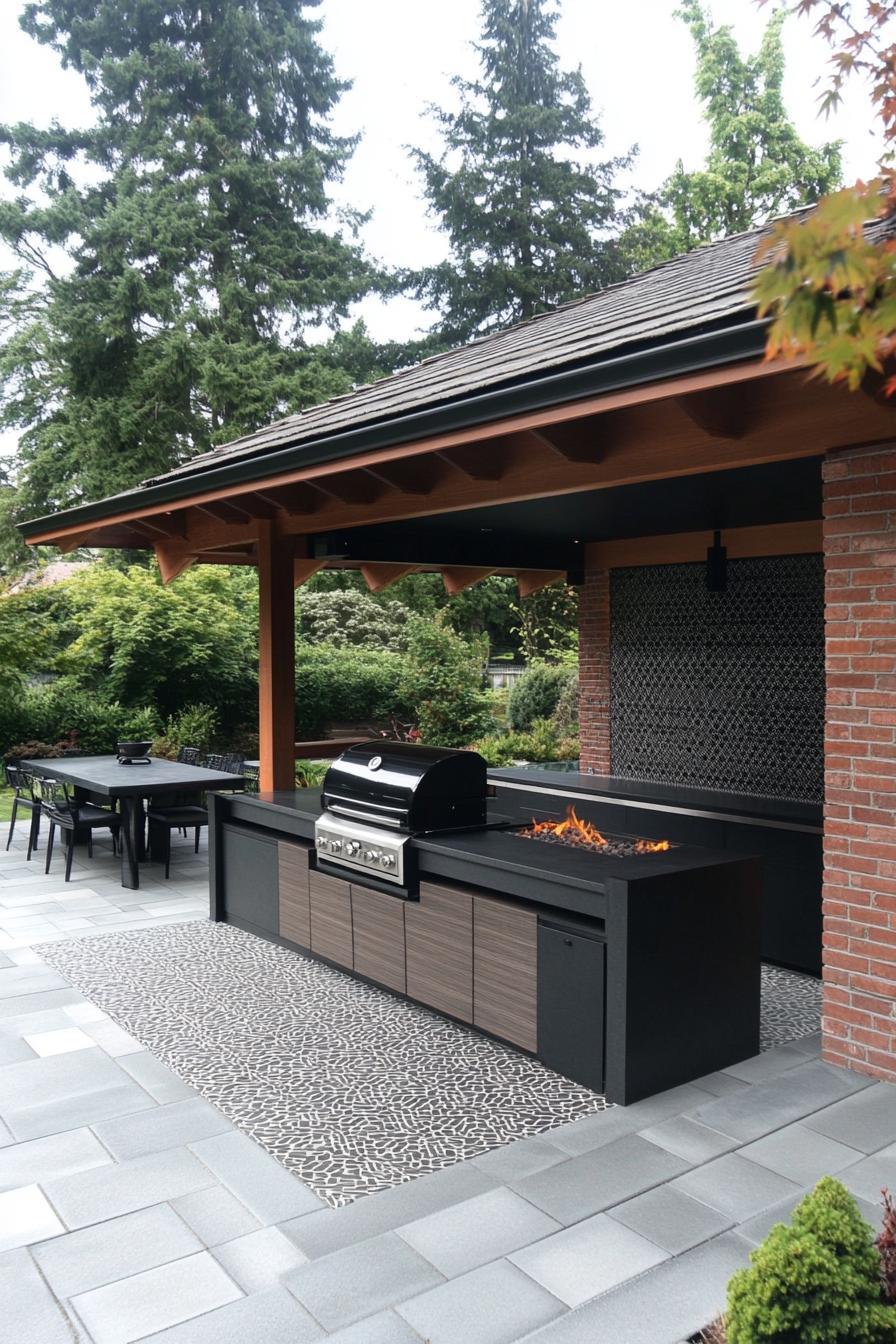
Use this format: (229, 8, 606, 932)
(20, 756, 245, 890)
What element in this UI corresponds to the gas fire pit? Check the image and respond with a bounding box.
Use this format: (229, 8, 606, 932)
(517, 804, 675, 857)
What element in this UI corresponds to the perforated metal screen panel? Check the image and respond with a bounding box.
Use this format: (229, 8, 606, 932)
(610, 555, 824, 802)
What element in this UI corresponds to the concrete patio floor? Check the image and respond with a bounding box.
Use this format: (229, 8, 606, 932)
(1, 820, 895, 1344)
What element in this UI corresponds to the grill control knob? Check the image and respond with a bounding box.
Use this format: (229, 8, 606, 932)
(380, 853, 396, 869)
(347, 840, 361, 857)
(364, 849, 379, 864)
(316, 836, 327, 850)
(329, 839, 343, 855)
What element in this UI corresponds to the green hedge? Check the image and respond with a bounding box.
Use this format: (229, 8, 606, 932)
(0, 684, 163, 759)
(294, 647, 410, 736)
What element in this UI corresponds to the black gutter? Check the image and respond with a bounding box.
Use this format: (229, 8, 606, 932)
(19, 318, 769, 539)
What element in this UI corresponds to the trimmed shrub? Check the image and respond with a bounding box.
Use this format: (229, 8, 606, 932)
(470, 719, 579, 767)
(151, 705, 220, 760)
(726, 1177, 896, 1343)
(398, 619, 494, 748)
(508, 663, 574, 731)
(294, 647, 409, 736)
(551, 672, 580, 736)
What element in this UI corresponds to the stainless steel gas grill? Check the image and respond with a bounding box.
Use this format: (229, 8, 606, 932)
(314, 742, 488, 896)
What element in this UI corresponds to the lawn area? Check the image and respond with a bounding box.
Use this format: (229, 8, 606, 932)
(0, 788, 15, 823)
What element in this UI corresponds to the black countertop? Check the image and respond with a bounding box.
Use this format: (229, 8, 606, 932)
(222, 787, 754, 921)
(490, 767, 822, 831)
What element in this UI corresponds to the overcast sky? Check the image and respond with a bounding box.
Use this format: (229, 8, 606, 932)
(0, 0, 882, 459)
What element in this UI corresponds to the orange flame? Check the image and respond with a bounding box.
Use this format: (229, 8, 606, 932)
(634, 838, 672, 854)
(525, 805, 608, 846)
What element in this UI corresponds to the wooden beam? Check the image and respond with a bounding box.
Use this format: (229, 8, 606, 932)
(442, 566, 496, 595)
(516, 570, 566, 598)
(154, 540, 196, 584)
(193, 550, 256, 566)
(293, 557, 326, 588)
(586, 520, 823, 570)
(253, 483, 322, 516)
(437, 443, 507, 481)
(675, 387, 746, 441)
(360, 562, 421, 592)
(258, 521, 296, 792)
(128, 514, 186, 539)
(507, 426, 603, 464)
(313, 470, 384, 505)
(366, 458, 445, 495)
(195, 499, 254, 524)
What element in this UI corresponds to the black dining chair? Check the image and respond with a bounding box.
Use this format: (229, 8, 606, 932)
(176, 746, 203, 765)
(40, 779, 121, 882)
(203, 753, 224, 771)
(219, 753, 244, 776)
(147, 801, 208, 879)
(241, 764, 260, 793)
(5, 764, 42, 859)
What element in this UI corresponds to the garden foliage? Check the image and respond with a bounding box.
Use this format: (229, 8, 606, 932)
(508, 662, 575, 732)
(726, 1177, 896, 1344)
(298, 590, 411, 652)
(398, 619, 494, 747)
(294, 647, 409, 738)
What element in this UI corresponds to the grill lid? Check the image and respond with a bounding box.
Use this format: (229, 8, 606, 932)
(321, 741, 487, 833)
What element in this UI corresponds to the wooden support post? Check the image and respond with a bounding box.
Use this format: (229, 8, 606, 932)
(258, 521, 296, 793)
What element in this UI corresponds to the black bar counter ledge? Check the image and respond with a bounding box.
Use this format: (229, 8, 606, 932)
(208, 787, 762, 1106)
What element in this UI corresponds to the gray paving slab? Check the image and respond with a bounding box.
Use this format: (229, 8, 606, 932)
(607, 1184, 735, 1255)
(547, 1084, 712, 1157)
(518, 1231, 751, 1344)
(790, 1031, 823, 1055)
(32, 1203, 203, 1298)
(740, 1121, 865, 1185)
(803, 1081, 896, 1154)
(0, 1035, 36, 1064)
(0, 1124, 111, 1191)
(0, 1245, 78, 1344)
(837, 1141, 896, 1206)
(43, 1147, 217, 1229)
(93, 1098, 233, 1160)
(140, 1285, 324, 1343)
(687, 1070, 751, 1097)
(117, 1050, 196, 1103)
(639, 1116, 739, 1164)
(0, 966, 69, 996)
(189, 1130, 323, 1223)
(0, 1180, 65, 1250)
(396, 1186, 561, 1278)
(171, 1185, 262, 1246)
(736, 1187, 884, 1246)
(212, 1225, 308, 1292)
(325, 1308, 425, 1343)
(471, 1134, 568, 1183)
(284, 1230, 444, 1331)
(70, 1250, 242, 1344)
(510, 1210, 668, 1308)
(0, 987, 83, 1018)
(0, 1046, 157, 1140)
(691, 1060, 872, 1143)
(396, 1258, 565, 1344)
(510, 1133, 692, 1225)
(671, 1152, 802, 1221)
(281, 1163, 499, 1258)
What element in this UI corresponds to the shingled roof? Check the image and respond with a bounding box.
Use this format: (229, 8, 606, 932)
(144, 216, 792, 489)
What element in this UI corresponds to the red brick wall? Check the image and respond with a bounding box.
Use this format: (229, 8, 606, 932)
(578, 560, 611, 774)
(823, 443, 896, 1082)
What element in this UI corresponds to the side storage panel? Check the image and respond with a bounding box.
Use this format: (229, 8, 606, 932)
(278, 841, 311, 949)
(351, 886, 406, 994)
(405, 881, 473, 1021)
(537, 920, 605, 1093)
(309, 869, 353, 969)
(473, 895, 538, 1052)
(221, 823, 279, 936)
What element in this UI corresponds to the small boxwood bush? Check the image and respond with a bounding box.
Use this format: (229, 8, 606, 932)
(726, 1176, 896, 1343)
(508, 663, 575, 731)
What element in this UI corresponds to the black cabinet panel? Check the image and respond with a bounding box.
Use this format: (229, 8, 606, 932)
(537, 921, 605, 1093)
(221, 823, 278, 935)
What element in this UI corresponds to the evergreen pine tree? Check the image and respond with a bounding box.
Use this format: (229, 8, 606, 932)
(0, 0, 384, 522)
(619, 3, 842, 272)
(410, 0, 630, 347)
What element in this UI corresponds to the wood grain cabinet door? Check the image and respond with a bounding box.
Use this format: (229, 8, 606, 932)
(405, 881, 473, 1021)
(473, 894, 538, 1052)
(351, 885, 406, 994)
(309, 870, 353, 969)
(278, 841, 311, 949)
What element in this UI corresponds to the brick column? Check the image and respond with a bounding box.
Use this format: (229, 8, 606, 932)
(578, 558, 612, 775)
(823, 443, 896, 1082)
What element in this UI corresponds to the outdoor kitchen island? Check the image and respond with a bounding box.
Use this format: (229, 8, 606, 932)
(209, 784, 762, 1105)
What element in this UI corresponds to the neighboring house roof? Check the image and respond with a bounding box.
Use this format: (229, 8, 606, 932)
(6, 561, 90, 593)
(18, 208, 890, 539)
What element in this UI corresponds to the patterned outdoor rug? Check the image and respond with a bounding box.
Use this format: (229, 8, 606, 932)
(37, 920, 820, 1207)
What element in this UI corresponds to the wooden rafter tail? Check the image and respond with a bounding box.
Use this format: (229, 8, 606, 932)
(360, 562, 421, 593)
(55, 529, 96, 555)
(441, 566, 496, 596)
(516, 570, 566, 598)
(154, 540, 196, 584)
(293, 557, 327, 588)
(675, 387, 746, 441)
